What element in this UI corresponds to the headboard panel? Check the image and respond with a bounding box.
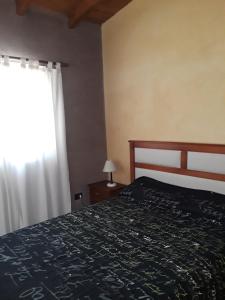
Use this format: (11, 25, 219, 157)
(129, 141, 225, 183)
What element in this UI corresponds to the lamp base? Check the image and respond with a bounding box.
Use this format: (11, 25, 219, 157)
(107, 182, 117, 188)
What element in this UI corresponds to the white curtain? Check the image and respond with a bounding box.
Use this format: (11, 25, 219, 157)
(0, 57, 71, 236)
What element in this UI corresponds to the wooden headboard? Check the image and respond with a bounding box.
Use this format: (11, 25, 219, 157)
(129, 141, 225, 183)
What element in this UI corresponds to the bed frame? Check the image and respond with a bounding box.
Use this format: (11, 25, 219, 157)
(129, 141, 225, 183)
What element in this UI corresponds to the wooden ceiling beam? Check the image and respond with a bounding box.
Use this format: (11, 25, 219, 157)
(16, 0, 32, 16)
(68, 0, 104, 28)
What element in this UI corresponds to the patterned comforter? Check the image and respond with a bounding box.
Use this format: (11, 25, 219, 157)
(0, 177, 225, 299)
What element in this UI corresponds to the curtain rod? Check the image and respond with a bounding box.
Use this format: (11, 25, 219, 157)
(1, 55, 69, 68)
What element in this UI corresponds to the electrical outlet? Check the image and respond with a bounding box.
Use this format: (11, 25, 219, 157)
(74, 193, 83, 200)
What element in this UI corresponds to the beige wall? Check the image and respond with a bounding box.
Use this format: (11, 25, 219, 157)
(102, 0, 225, 184)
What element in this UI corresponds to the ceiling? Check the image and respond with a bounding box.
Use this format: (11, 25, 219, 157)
(15, 0, 133, 28)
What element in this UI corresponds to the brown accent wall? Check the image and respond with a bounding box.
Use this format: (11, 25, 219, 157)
(0, 0, 107, 209)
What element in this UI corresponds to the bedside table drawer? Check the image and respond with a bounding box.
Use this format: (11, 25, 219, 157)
(90, 188, 106, 203)
(88, 181, 126, 204)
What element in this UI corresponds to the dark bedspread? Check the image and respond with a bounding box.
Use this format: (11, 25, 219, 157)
(0, 177, 225, 299)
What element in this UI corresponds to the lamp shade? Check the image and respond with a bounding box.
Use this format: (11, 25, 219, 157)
(102, 160, 116, 173)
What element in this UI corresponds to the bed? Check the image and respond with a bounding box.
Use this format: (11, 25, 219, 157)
(0, 141, 225, 299)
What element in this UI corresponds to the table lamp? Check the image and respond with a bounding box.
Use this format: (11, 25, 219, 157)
(103, 160, 117, 187)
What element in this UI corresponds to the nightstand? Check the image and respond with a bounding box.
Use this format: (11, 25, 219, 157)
(88, 180, 126, 204)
